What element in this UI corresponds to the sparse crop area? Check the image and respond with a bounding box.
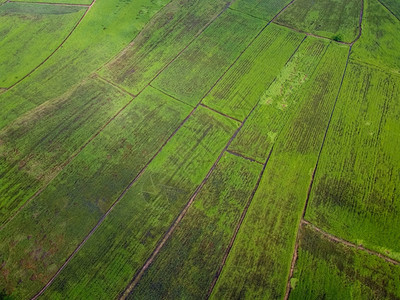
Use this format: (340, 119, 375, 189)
(0, 0, 399, 299)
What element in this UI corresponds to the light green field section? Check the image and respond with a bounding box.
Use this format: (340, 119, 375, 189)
(0, 87, 192, 299)
(0, 77, 131, 226)
(351, 0, 400, 74)
(203, 24, 304, 121)
(211, 44, 349, 299)
(11, 0, 92, 4)
(129, 153, 262, 299)
(290, 224, 400, 299)
(231, 0, 291, 21)
(42, 107, 238, 299)
(0, 3, 86, 87)
(377, 0, 400, 20)
(0, 0, 169, 130)
(229, 37, 331, 162)
(275, 0, 361, 42)
(152, 9, 266, 106)
(305, 62, 400, 261)
(100, 0, 231, 95)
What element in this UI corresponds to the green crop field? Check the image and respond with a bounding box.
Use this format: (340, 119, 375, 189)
(0, 0, 399, 298)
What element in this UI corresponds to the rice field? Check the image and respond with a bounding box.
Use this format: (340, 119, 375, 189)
(0, 0, 399, 298)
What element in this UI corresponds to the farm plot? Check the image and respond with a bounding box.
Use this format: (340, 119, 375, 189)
(202, 24, 304, 121)
(99, 0, 231, 95)
(377, 0, 400, 19)
(0, 77, 131, 226)
(351, 0, 400, 74)
(0, 2, 86, 88)
(275, 0, 362, 43)
(0, 0, 169, 130)
(229, 37, 331, 162)
(0, 87, 192, 299)
(305, 62, 400, 261)
(151, 9, 265, 106)
(128, 153, 262, 299)
(289, 224, 400, 299)
(41, 106, 239, 299)
(230, 0, 292, 21)
(12, 0, 91, 4)
(210, 43, 349, 299)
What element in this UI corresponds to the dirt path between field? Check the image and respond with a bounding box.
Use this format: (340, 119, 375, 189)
(284, 46, 351, 300)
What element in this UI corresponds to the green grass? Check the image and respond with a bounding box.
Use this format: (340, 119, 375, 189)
(290, 224, 400, 299)
(99, 0, 231, 95)
(1, 0, 400, 298)
(351, 0, 400, 74)
(231, 0, 292, 21)
(377, 0, 400, 20)
(211, 43, 349, 299)
(0, 77, 132, 225)
(305, 61, 400, 261)
(129, 153, 262, 299)
(203, 24, 304, 121)
(0, 87, 192, 299)
(41, 106, 238, 299)
(229, 37, 331, 161)
(152, 9, 266, 106)
(0, 0, 169, 130)
(12, 0, 92, 4)
(275, 0, 361, 43)
(0, 3, 86, 87)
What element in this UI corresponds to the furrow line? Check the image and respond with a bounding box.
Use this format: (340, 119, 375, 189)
(284, 46, 352, 300)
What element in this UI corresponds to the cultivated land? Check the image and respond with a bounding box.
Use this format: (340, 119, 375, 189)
(0, 0, 399, 299)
